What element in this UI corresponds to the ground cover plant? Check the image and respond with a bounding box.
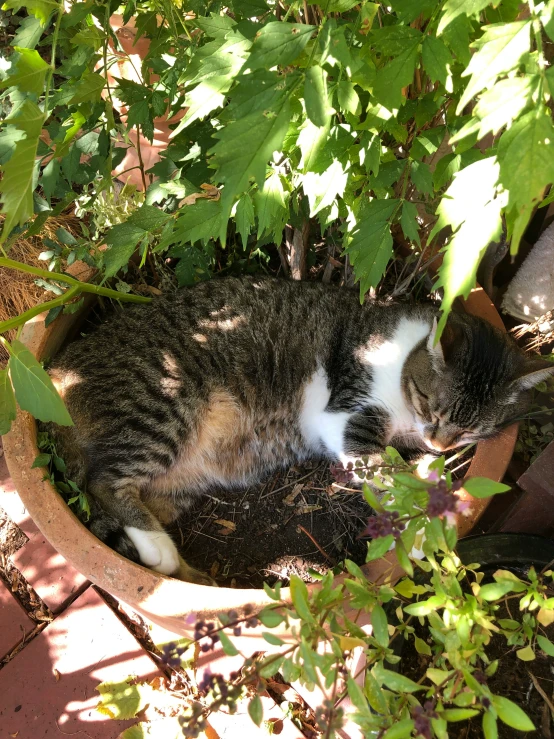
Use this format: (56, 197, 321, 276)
(1, 0, 554, 426)
(93, 453, 554, 738)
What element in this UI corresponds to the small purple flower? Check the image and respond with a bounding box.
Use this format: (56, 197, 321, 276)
(359, 511, 405, 540)
(411, 702, 438, 739)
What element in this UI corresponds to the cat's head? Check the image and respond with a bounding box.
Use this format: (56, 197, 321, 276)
(403, 312, 554, 452)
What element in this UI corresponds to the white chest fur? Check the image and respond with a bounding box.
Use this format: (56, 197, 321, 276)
(299, 317, 431, 460)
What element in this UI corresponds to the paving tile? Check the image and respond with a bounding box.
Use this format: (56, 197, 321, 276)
(0, 578, 34, 660)
(0, 445, 39, 540)
(12, 534, 89, 613)
(0, 586, 161, 738)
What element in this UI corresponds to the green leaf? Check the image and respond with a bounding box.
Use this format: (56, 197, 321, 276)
(347, 677, 371, 716)
(103, 223, 145, 277)
(262, 632, 285, 646)
(483, 711, 498, 739)
(422, 36, 451, 86)
(411, 161, 433, 196)
(3, 0, 59, 25)
(104, 205, 171, 277)
(457, 21, 531, 112)
(68, 72, 105, 105)
(195, 13, 236, 38)
(364, 672, 388, 713)
(395, 538, 413, 577)
(13, 15, 45, 49)
(537, 635, 554, 657)
(493, 696, 535, 732)
(515, 645, 535, 661)
(290, 575, 313, 622)
(498, 111, 554, 251)
(211, 92, 291, 241)
(8, 340, 72, 426)
(31, 452, 51, 468)
(218, 629, 239, 656)
(0, 368, 17, 435)
(404, 597, 442, 616)
(302, 159, 348, 217)
(451, 76, 539, 144)
(438, 0, 491, 34)
(337, 80, 360, 115)
(378, 667, 423, 693)
(479, 581, 515, 600)
(373, 43, 420, 110)
(96, 680, 168, 721)
(0, 47, 49, 94)
(442, 709, 479, 722)
(366, 534, 394, 562)
(258, 607, 284, 627)
(0, 100, 44, 244)
(304, 65, 330, 128)
(255, 171, 288, 239)
(0, 126, 25, 166)
(235, 192, 255, 246)
(414, 636, 432, 655)
(400, 201, 420, 246)
(381, 720, 415, 739)
(432, 158, 503, 338)
(246, 23, 315, 71)
(310, 0, 359, 11)
(178, 77, 234, 131)
(343, 200, 398, 298)
(464, 477, 511, 499)
(248, 694, 263, 726)
(371, 603, 389, 647)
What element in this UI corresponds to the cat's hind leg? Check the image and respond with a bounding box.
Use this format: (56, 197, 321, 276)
(88, 479, 214, 585)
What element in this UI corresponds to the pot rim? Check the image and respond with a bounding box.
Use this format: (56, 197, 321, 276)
(3, 272, 518, 637)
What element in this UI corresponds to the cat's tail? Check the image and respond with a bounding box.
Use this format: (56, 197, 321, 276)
(39, 421, 141, 564)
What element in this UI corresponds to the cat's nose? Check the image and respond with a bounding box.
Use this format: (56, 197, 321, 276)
(424, 436, 451, 452)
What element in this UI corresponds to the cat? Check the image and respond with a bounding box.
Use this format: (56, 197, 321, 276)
(44, 276, 554, 584)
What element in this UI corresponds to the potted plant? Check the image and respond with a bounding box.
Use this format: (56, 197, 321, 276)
(92, 463, 554, 738)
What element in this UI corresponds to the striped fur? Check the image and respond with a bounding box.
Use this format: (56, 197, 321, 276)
(44, 276, 552, 581)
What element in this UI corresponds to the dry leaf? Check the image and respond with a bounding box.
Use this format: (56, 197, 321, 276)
(10, 732, 19, 737)
(53, 668, 60, 681)
(179, 183, 221, 207)
(295, 505, 322, 515)
(283, 483, 304, 506)
(214, 519, 236, 532)
(210, 561, 220, 578)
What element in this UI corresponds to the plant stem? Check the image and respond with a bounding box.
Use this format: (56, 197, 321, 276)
(0, 285, 81, 334)
(43, 1, 65, 117)
(0, 257, 151, 303)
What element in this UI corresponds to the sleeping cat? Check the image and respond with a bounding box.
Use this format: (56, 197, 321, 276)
(44, 276, 554, 584)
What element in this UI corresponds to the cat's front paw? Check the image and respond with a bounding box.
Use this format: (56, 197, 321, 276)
(124, 527, 180, 575)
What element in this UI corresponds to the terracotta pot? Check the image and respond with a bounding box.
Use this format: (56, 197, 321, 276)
(2, 276, 518, 638)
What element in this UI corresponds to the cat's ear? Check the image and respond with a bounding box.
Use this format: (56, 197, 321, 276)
(427, 317, 462, 366)
(510, 359, 554, 391)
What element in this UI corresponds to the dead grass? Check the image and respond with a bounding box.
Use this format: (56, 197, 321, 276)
(0, 214, 82, 365)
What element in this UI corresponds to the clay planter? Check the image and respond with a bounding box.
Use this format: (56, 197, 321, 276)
(3, 280, 518, 639)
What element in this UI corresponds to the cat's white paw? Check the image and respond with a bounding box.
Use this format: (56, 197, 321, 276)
(124, 527, 180, 575)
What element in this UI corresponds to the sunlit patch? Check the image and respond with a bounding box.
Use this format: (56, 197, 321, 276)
(359, 338, 401, 367)
(192, 333, 207, 343)
(51, 370, 81, 399)
(198, 314, 246, 331)
(160, 353, 181, 397)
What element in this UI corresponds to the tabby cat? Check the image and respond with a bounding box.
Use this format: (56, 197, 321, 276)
(45, 276, 553, 584)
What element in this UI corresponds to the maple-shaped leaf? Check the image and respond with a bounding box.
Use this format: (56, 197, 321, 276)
(0, 99, 44, 244)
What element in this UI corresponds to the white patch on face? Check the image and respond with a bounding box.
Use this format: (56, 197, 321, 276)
(124, 527, 180, 575)
(299, 366, 351, 458)
(359, 317, 432, 438)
